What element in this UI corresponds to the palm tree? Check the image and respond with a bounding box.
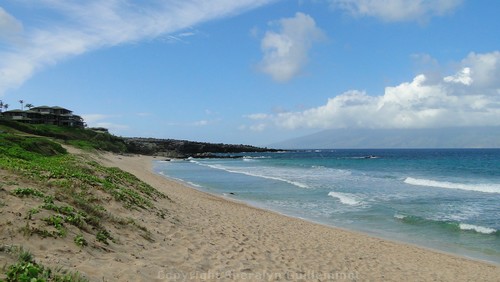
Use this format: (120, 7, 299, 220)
(0, 100, 3, 113)
(4, 104, 9, 111)
(25, 103, 34, 110)
(19, 100, 24, 111)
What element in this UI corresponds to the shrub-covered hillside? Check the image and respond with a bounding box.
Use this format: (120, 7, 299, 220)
(0, 125, 169, 281)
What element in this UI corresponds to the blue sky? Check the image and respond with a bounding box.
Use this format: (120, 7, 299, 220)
(0, 0, 499, 146)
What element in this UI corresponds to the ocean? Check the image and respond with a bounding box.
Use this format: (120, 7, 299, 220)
(153, 149, 500, 264)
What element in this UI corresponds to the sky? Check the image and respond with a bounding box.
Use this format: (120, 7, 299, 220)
(0, 0, 499, 146)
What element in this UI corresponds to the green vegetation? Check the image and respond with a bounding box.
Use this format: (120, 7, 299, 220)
(0, 119, 126, 153)
(95, 229, 113, 245)
(0, 122, 171, 279)
(74, 234, 87, 247)
(0, 246, 88, 282)
(10, 187, 45, 198)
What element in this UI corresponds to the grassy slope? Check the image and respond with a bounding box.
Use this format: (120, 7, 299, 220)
(0, 120, 127, 153)
(0, 123, 170, 281)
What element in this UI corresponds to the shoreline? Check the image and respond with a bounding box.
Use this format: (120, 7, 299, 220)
(154, 160, 500, 267)
(100, 152, 499, 281)
(152, 157, 500, 266)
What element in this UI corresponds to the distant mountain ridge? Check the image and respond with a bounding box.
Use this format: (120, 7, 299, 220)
(272, 127, 500, 149)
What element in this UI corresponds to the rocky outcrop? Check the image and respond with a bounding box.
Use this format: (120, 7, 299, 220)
(124, 138, 279, 158)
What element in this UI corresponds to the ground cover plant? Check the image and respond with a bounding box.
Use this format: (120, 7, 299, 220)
(0, 120, 127, 153)
(0, 246, 88, 282)
(0, 126, 170, 279)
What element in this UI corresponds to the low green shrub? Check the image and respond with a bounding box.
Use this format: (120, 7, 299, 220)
(11, 188, 45, 198)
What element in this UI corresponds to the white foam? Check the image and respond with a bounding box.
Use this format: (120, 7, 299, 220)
(404, 177, 500, 194)
(243, 156, 270, 159)
(394, 214, 407, 220)
(328, 192, 361, 206)
(192, 162, 310, 189)
(459, 223, 497, 234)
(186, 181, 202, 188)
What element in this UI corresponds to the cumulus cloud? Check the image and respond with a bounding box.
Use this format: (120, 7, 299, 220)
(246, 51, 500, 130)
(443, 67, 472, 85)
(331, 0, 463, 22)
(0, 0, 275, 96)
(258, 12, 325, 82)
(460, 51, 500, 88)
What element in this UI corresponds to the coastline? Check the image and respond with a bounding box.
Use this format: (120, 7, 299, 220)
(99, 152, 499, 281)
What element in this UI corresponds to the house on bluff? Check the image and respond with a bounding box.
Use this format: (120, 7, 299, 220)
(0, 106, 85, 128)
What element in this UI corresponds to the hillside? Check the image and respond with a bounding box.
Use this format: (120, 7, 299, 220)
(0, 125, 170, 281)
(0, 120, 277, 157)
(124, 137, 279, 158)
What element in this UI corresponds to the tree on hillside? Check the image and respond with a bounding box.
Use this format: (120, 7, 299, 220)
(0, 101, 3, 113)
(19, 100, 24, 111)
(26, 103, 34, 110)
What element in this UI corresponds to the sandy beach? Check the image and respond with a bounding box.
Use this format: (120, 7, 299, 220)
(2, 151, 499, 281)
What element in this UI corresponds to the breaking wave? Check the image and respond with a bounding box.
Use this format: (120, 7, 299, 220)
(394, 214, 498, 235)
(328, 192, 362, 206)
(404, 177, 500, 194)
(189, 160, 310, 189)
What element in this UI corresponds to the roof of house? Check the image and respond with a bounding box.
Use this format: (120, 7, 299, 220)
(3, 109, 25, 113)
(31, 106, 70, 110)
(52, 106, 70, 110)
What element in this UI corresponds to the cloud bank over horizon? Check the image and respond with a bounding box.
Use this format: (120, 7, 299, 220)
(246, 51, 500, 131)
(0, 0, 274, 96)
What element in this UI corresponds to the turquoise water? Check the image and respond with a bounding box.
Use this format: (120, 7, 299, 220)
(153, 149, 500, 264)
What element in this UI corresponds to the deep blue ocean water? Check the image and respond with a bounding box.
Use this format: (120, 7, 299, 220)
(153, 149, 500, 264)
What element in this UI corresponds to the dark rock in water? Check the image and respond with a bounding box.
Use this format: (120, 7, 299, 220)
(229, 192, 236, 195)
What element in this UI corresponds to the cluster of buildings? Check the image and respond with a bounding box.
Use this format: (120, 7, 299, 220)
(0, 105, 85, 128)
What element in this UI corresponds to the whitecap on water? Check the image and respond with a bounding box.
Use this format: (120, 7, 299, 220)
(328, 191, 362, 206)
(459, 223, 497, 234)
(404, 177, 500, 194)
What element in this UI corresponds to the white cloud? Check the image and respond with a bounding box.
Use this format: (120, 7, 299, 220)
(92, 122, 129, 132)
(81, 113, 129, 132)
(250, 123, 267, 132)
(331, 0, 463, 22)
(245, 113, 270, 120)
(81, 114, 114, 124)
(246, 51, 500, 130)
(0, 0, 275, 96)
(193, 120, 209, 126)
(444, 67, 472, 85)
(460, 51, 500, 88)
(0, 7, 23, 44)
(258, 12, 325, 82)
